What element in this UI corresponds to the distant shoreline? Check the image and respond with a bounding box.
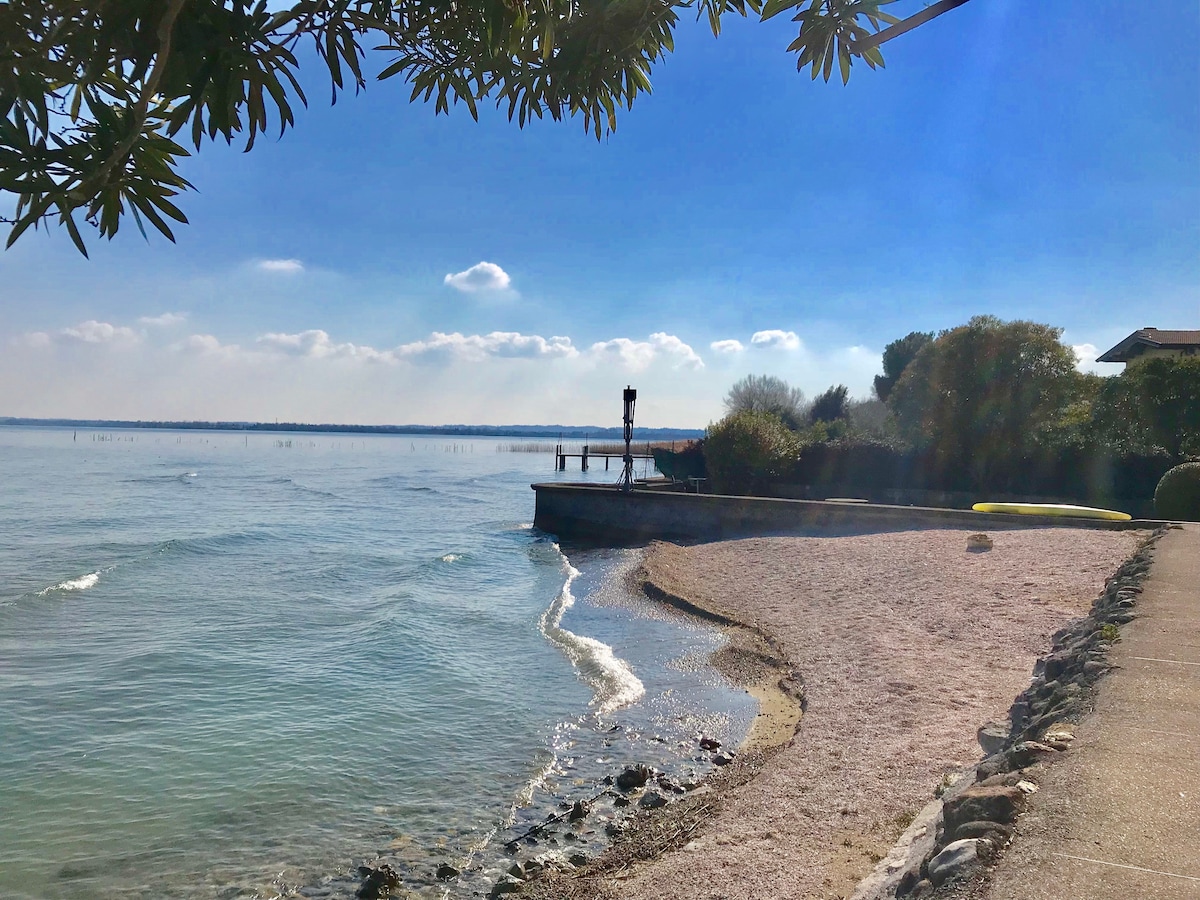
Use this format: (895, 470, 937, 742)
(0, 417, 703, 441)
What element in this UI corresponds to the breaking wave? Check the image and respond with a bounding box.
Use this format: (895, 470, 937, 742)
(538, 546, 645, 715)
(37, 571, 101, 595)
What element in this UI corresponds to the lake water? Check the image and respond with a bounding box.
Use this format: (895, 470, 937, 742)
(0, 427, 753, 899)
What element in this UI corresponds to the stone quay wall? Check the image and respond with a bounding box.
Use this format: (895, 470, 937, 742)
(531, 483, 1157, 544)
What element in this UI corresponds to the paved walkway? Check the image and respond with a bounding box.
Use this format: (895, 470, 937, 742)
(982, 524, 1200, 900)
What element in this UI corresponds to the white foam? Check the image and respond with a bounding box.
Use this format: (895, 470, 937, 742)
(539, 547, 645, 715)
(38, 572, 100, 595)
(439, 554, 462, 563)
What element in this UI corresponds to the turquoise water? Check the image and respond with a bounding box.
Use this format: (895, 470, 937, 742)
(0, 428, 752, 899)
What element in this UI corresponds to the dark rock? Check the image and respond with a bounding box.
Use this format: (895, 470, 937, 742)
(1082, 660, 1107, 678)
(910, 878, 935, 898)
(613, 795, 630, 807)
(975, 753, 1009, 781)
(639, 790, 668, 809)
(507, 863, 525, 878)
(615, 765, 652, 792)
(1006, 740, 1058, 769)
(568, 853, 588, 867)
(568, 799, 590, 821)
(713, 751, 735, 766)
(927, 838, 981, 885)
(489, 875, 523, 898)
(943, 785, 1026, 834)
(947, 819, 1014, 843)
(1043, 652, 1075, 680)
(976, 771, 1023, 788)
(699, 736, 721, 751)
(356, 864, 400, 899)
(657, 775, 685, 794)
(435, 863, 460, 881)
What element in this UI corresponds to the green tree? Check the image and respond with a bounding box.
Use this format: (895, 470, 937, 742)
(724, 373, 808, 430)
(888, 316, 1079, 488)
(1091, 357, 1200, 459)
(1, 0, 973, 254)
(809, 383, 849, 423)
(704, 410, 801, 495)
(873, 330, 933, 401)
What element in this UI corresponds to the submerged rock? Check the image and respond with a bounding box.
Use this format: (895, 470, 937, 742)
(435, 863, 459, 881)
(355, 864, 400, 899)
(568, 799, 590, 821)
(615, 765, 652, 791)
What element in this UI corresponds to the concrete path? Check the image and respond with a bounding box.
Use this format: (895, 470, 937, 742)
(982, 524, 1200, 900)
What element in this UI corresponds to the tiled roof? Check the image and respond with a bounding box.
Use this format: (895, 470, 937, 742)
(1135, 328, 1200, 345)
(1096, 327, 1200, 363)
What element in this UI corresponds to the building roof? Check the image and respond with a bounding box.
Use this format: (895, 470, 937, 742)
(1096, 327, 1200, 363)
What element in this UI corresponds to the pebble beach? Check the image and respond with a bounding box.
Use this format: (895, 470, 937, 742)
(529, 527, 1146, 900)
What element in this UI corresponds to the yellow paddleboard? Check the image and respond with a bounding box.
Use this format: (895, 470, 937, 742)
(972, 502, 1131, 521)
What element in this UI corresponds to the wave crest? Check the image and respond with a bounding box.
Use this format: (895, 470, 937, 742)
(539, 549, 645, 715)
(38, 572, 101, 595)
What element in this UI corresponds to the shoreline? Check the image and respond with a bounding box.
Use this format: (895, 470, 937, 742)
(523, 526, 1147, 900)
(633, 557, 806, 753)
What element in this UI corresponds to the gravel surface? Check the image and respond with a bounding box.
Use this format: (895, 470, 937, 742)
(594, 527, 1144, 900)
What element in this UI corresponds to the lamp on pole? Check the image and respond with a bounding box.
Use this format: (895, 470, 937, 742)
(617, 385, 637, 492)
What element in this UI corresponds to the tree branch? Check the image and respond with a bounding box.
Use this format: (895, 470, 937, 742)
(81, 0, 186, 196)
(848, 0, 972, 55)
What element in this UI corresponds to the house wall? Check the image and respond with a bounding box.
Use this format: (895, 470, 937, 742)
(1127, 347, 1198, 365)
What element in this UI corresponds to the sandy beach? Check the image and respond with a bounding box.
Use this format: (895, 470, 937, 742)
(530, 527, 1146, 900)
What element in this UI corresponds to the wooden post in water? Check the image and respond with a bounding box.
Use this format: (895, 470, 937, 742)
(581, 445, 588, 471)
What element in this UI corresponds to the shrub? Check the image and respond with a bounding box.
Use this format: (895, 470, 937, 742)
(1154, 462, 1200, 521)
(703, 411, 801, 495)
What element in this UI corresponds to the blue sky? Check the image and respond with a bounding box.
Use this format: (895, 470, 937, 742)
(1, 0, 1197, 427)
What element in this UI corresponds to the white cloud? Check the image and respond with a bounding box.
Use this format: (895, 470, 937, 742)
(257, 329, 390, 361)
(588, 333, 704, 371)
(750, 329, 802, 351)
(396, 331, 577, 361)
(443, 261, 512, 293)
(61, 320, 141, 344)
(710, 339, 745, 355)
(1072, 342, 1100, 368)
(649, 332, 705, 369)
(138, 312, 188, 327)
(175, 334, 238, 357)
(19, 331, 52, 348)
(257, 258, 305, 274)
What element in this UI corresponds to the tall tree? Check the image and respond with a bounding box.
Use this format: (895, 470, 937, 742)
(873, 330, 933, 401)
(888, 316, 1079, 488)
(1091, 357, 1200, 459)
(724, 373, 808, 430)
(1, 0, 973, 254)
(809, 384, 849, 423)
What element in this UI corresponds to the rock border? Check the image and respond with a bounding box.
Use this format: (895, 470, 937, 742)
(849, 526, 1167, 900)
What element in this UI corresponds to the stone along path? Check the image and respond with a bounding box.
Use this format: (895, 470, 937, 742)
(982, 524, 1200, 900)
